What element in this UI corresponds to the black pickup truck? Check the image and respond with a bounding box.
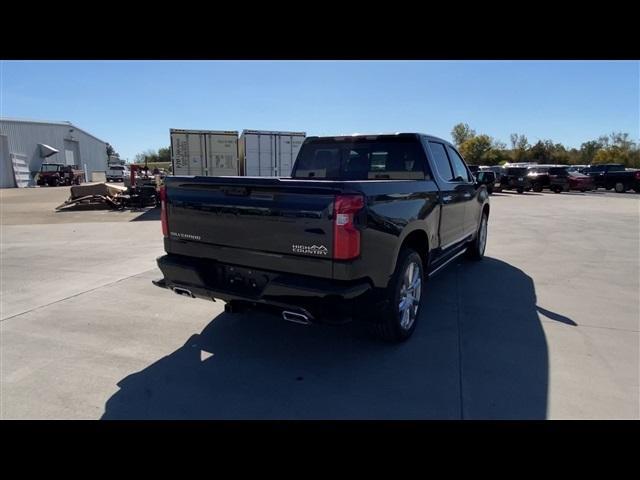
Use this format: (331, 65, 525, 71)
(154, 133, 492, 342)
(583, 163, 640, 192)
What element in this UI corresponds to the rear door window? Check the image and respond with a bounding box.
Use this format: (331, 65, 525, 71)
(446, 146, 472, 182)
(428, 142, 454, 181)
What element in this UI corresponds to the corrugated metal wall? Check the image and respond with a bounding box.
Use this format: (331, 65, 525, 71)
(0, 120, 108, 188)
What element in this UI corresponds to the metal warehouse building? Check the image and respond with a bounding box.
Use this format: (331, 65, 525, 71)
(0, 118, 109, 188)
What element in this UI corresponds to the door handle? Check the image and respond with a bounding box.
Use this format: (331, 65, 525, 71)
(442, 195, 453, 203)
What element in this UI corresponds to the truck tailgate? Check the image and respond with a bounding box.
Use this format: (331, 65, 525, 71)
(164, 176, 344, 278)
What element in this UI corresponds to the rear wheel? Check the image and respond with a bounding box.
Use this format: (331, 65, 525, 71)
(533, 184, 543, 192)
(517, 187, 524, 194)
(467, 212, 488, 260)
(614, 182, 626, 193)
(373, 248, 423, 343)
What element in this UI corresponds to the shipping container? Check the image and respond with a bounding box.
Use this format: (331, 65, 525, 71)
(239, 130, 306, 177)
(170, 129, 239, 176)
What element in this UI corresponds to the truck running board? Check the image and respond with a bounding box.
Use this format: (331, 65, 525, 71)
(428, 248, 467, 278)
(282, 310, 312, 326)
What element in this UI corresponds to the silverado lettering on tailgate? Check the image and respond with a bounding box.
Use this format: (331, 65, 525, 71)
(170, 232, 202, 241)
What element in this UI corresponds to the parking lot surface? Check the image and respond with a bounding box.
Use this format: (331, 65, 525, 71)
(1, 187, 638, 419)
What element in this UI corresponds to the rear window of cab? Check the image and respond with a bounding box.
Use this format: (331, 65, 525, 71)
(292, 137, 430, 180)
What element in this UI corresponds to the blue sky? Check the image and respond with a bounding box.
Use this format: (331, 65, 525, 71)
(1, 60, 638, 161)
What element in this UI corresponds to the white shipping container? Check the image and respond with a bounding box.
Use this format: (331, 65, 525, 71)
(170, 129, 239, 176)
(239, 130, 306, 177)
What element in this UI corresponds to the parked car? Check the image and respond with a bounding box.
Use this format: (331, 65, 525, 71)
(501, 167, 531, 193)
(106, 164, 130, 182)
(583, 164, 640, 192)
(482, 166, 504, 192)
(37, 163, 85, 187)
(547, 166, 571, 193)
(527, 166, 552, 192)
(477, 169, 496, 194)
(566, 170, 595, 192)
(468, 165, 499, 193)
(153, 133, 492, 342)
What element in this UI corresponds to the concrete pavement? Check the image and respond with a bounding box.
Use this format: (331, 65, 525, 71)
(1, 187, 638, 419)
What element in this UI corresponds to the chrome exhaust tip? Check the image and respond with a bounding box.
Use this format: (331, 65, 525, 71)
(172, 287, 194, 298)
(282, 310, 312, 326)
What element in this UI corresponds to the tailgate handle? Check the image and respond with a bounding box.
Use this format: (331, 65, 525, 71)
(222, 187, 249, 196)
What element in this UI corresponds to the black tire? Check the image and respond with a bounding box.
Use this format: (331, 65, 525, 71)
(467, 212, 488, 260)
(517, 187, 524, 194)
(533, 185, 543, 192)
(373, 248, 424, 343)
(634, 187, 640, 193)
(614, 182, 626, 193)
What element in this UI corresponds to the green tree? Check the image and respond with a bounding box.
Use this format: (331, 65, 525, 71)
(509, 134, 529, 162)
(459, 134, 493, 164)
(529, 140, 553, 163)
(591, 132, 639, 167)
(451, 123, 476, 147)
(580, 140, 603, 164)
(593, 147, 626, 165)
(567, 148, 582, 165)
(158, 147, 171, 163)
(134, 149, 159, 165)
(551, 143, 570, 164)
(106, 143, 117, 157)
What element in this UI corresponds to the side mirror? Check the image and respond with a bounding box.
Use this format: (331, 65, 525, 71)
(476, 171, 495, 185)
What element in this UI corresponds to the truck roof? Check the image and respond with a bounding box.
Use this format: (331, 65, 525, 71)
(304, 132, 453, 146)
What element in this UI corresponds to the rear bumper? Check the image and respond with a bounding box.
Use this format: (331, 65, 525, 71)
(502, 178, 530, 189)
(154, 254, 374, 323)
(549, 180, 570, 190)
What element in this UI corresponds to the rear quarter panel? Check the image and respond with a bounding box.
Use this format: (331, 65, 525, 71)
(333, 179, 441, 288)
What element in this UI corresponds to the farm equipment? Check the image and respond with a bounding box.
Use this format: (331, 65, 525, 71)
(37, 163, 85, 187)
(55, 165, 162, 211)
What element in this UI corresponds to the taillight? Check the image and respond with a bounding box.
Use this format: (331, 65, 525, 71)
(160, 186, 168, 238)
(333, 195, 364, 260)
(635, 171, 640, 180)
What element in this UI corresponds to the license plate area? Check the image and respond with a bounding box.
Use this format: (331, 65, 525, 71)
(202, 263, 275, 297)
